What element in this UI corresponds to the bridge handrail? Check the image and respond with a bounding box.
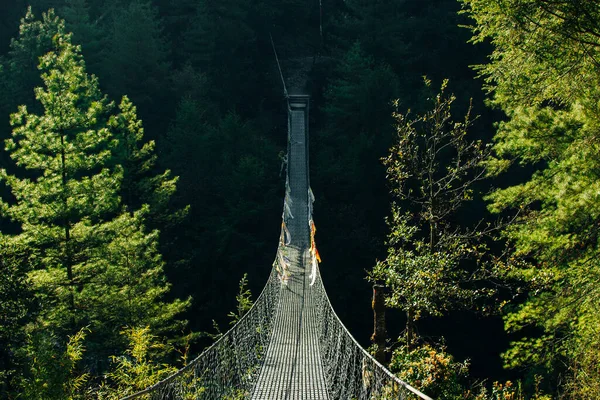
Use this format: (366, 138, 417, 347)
(315, 266, 433, 400)
(120, 254, 282, 400)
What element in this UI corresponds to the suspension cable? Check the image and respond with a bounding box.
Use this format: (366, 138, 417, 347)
(319, 0, 323, 45)
(270, 32, 289, 99)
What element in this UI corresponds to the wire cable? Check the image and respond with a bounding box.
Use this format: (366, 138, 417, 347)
(270, 32, 289, 99)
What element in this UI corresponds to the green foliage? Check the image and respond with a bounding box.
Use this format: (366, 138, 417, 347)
(471, 377, 551, 400)
(461, 0, 600, 395)
(18, 325, 181, 399)
(0, 7, 63, 115)
(0, 23, 187, 368)
(566, 318, 600, 399)
(370, 81, 491, 343)
(228, 273, 254, 325)
(1, 29, 120, 334)
(109, 95, 187, 228)
(107, 93, 189, 334)
(389, 339, 552, 400)
(389, 340, 469, 399)
(19, 327, 91, 400)
(0, 235, 33, 395)
(472, 381, 522, 400)
(99, 326, 178, 399)
(461, 0, 600, 110)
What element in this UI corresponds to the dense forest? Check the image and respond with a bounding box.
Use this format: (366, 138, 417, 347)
(1, 0, 599, 398)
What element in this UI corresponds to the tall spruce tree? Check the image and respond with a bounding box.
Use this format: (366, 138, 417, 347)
(0, 22, 187, 364)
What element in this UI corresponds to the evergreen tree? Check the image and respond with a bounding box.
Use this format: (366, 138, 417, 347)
(102, 1, 171, 140)
(109, 95, 186, 229)
(462, 0, 600, 395)
(0, 8, 65, 174)
(59, 0, 105, 75)
(0, 25, 187, 365)
(0, 8, 63, 118)
(0, 236, 34, 396)
(108, 95, 188, 295)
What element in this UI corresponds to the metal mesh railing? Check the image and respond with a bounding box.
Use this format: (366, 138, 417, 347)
(311, 269, 432, 400)
(121, 258, 282, 400)
(307, 180, 431, 400)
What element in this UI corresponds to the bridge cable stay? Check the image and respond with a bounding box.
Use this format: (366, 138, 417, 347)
(270, 32, 289, 100)
(319, 0, 323, 45)
(120, 34, 433, 400)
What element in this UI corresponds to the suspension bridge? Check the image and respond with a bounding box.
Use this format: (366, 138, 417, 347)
(121, 95, 433, 400)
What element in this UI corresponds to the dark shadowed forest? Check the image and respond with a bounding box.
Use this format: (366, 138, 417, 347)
(1, 0, 600, 398)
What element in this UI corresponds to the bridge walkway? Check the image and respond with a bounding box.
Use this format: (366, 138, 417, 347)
(251, 96, 329, 399)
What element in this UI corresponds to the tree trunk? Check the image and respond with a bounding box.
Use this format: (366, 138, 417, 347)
(371, 284, 388, 364)
(61, 134, 76, 323)
(406, 308, 415, 350)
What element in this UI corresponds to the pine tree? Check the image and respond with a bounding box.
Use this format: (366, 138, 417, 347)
(0, 8, 64, 176)
(109, 95, 187, 229)
(59, 0, 105, 75)
(0, 24, 187, 364)
(462, 0, 600, 395)
(0, 8, 63, 117)
(108, 95, 188, 294)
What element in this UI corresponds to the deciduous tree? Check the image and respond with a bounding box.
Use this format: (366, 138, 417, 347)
(370, 81, 490, 347)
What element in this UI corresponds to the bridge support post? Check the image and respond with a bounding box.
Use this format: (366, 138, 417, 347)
(371, 284, 388, 364)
